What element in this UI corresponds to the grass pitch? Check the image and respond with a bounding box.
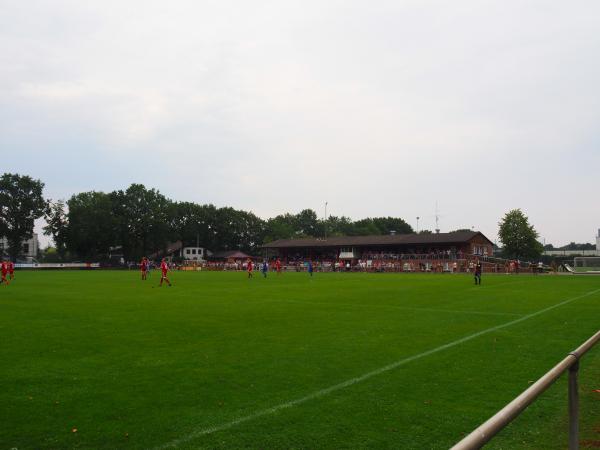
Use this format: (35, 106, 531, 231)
(1, 271, 599, 449)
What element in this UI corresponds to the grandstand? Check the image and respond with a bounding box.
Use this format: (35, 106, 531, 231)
(263, 230, 497, 272)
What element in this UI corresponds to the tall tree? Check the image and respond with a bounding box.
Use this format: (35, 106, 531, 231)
(0, 173, 46, 261)
(171, 202, 218, 249)
(498, 209, 543, 259)
(370, 217, 413, 235)
(211, 207, 265, 252)
(324, 215, 355, 237)
(264, 214, 297, 242)
(264, 211, 318, 241)
(110, 184, 172, 260)
(352, 218, 382, 236)
(295, 209, 320, 236)
(43, 200, 69, 260)
(66, 191, 117, 259)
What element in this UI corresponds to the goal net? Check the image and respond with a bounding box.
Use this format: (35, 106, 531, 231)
(573, 257, 600, 272)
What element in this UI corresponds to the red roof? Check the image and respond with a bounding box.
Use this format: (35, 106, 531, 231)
(211, 250, 252, 259)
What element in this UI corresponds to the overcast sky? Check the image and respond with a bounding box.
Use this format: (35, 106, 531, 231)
(2, 0, 599, 247)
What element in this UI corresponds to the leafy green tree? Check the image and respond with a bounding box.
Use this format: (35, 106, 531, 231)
(560, 242, 595, 250)
(0, 173, 47, 261)
(211, 207, 265, 253)
(324, 215, 355, 237)
(370, 217, 413, 235)
(346, 217, 413, 236)
(498, 209, 543, 259)
(43, 200, 69, 260)
(171, 202, 219, 249)
(264, 210, 319, 241)
(110, 184, 172, 260)
(66, 191, 117, 259)
(352, 218, 381, 236)
(264, 214, 297, 242)
(295, 209, 320, 236)
(263, 213, 414, 241)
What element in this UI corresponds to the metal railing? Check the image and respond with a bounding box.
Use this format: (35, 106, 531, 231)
(451, 330, 600, 450)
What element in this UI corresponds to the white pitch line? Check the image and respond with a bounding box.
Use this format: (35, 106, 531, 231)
(153, 288, 600, 450)
(264, 298, 522, 317)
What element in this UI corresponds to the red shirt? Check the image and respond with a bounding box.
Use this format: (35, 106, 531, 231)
(1, 262, 7, 275)
(161, 262, 168, 274)
(8, 262, 14, 273)
(141, 260, 147, 271)
(247, 261, 253, 272)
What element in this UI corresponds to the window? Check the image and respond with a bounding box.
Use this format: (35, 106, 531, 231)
(23, 243, 30, 254)
(192, 249, 197, 254)
(186, 249, 191, 254)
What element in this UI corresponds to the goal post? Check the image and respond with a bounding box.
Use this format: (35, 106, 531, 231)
(573, 257, 600, 273)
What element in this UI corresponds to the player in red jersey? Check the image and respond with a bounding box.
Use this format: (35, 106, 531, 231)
(140, 257, 148, 280)
(8, 261, 15, 280)
(247, 258, 253, 278)
(275, 258, 282, 274)
(1, 260, 9, 286)
(159, 258, 172, 287)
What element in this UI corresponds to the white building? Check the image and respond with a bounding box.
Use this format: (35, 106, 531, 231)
(0, 233, 40, 261)
(181, 246, 207, 261)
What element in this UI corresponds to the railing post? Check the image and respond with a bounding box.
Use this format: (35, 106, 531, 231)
(569, 358, 580, 450)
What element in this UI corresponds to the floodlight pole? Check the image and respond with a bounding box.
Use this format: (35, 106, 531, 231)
(416, 217, 420, 234)
(324, 202, 328, 240)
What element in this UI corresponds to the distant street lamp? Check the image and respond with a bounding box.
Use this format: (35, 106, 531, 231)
(324, 202, 328, 239)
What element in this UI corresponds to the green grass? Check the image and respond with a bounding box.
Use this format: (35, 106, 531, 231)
(1, 271, 599, 449)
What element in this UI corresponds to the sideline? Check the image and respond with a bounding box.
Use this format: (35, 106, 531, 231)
(153, 288, 600, 449)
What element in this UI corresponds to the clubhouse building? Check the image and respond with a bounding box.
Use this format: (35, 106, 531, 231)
(263, 231, 494, 270)
(0, 233, 40, 262)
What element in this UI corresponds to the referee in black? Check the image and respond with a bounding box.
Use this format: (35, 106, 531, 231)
(474, 260, 482, 285)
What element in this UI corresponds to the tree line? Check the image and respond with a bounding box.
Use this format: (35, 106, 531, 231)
(2, 173, 547, 263)
(543, 242, 596, 251)
(1, 173, 413, 262)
